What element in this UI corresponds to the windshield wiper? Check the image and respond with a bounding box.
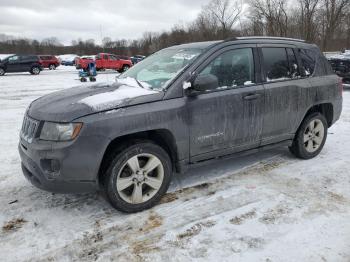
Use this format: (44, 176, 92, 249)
(135, 78, 145, 89)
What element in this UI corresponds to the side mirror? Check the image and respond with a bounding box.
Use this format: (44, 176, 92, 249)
(193, 74, 219, 92)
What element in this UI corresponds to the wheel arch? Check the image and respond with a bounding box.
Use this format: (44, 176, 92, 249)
(98, 129, 179, 186)
(301, 103, 334, 128)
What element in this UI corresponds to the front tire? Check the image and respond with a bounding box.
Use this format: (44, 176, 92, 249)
(49, 64, 56, 70)
(0, 68, 5, 76)
(289, 112, 328, 159)
(102, 142, 172, 213)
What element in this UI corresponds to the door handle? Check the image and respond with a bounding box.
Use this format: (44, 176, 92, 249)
(243, 93, 261, 100)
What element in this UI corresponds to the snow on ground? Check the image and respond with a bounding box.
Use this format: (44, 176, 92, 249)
(0, 67, 350, 262)
(0, 54, 14, 60)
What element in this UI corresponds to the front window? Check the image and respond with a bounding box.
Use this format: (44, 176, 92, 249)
(198, 48, 255, 90)
(8, 55, 19, 62)
(118, 48, 203, 90)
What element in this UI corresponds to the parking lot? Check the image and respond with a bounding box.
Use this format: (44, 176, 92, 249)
(1, 67, 350, 261)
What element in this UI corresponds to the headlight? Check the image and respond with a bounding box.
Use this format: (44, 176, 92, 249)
(40, 122, 83, 141)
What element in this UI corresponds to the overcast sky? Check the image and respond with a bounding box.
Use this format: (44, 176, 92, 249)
(0, 0, 211, 45)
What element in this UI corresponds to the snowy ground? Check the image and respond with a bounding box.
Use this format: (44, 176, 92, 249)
(0, 66, 350, 262)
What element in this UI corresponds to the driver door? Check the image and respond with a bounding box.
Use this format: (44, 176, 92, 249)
(187, 46, 265, 162)
(6, 56, 21, 72)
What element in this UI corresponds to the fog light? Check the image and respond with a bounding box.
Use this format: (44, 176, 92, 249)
(40, 159, 61, 178)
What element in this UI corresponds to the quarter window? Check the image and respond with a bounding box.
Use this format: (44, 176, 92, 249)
(199, 48, 255, 90)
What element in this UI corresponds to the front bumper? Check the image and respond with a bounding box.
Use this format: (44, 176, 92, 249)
(17, 121, 110, 194)
(19, 146, 97, 194)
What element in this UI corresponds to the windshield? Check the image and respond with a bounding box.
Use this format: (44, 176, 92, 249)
(117, 48, 203, 90)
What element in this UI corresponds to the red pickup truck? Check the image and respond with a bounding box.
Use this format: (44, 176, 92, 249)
(75, 53, 132, 72)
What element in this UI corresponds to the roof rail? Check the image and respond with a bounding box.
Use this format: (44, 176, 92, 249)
(226, 36, 306, 43)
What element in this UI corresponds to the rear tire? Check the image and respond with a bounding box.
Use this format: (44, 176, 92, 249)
(49, 64, 56, 70)
(30, 66, 40, 75)
(102, 141, 172, 213)
(0, 68, 5, 76)
(289, 112, 328, 159)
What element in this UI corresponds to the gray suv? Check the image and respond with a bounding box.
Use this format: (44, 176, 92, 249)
(19, 37, 343, 213)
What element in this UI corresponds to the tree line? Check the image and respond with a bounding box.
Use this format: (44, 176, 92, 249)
(0, 0, 349, 56)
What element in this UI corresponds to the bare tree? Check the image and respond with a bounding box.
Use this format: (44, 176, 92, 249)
(206, 0, 243, 38)
(298, 0, 320, 42)
(321, 0, 350, 50)
(249, 0, 289, 36)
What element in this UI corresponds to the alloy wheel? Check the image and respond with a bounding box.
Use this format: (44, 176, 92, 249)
(32, 67, 40, 75)
(303, 119, 324, 153)
(116, 153, 164, 204)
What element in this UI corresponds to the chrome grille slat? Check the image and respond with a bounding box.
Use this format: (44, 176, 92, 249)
(20, 116, 39, 143)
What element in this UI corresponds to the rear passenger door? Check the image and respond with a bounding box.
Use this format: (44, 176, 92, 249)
(19, 56, 36, 71)
(259, 45, 309, 145)
(188, 46, 265, 161)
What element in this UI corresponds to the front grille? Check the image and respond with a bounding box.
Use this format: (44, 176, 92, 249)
(20, 116, 39, 143)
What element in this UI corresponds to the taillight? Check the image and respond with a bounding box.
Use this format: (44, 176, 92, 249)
(338, 77, 343, 96)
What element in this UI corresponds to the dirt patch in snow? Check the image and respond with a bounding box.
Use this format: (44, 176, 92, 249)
(177, 220, 216, 240)
(159, 192, 179, 204)
(230, 210, 257, 225)
(2, 218, 27, 232)
(131, 237, 161, 257)
(232, 236, 266, 253)
(259, 204, 292, 224)
(140, 212, 163, 233)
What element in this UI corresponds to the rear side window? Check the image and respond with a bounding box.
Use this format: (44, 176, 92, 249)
(262, 48, 290, 81)
(299, 49, 316, 76)
(21, 56, 38, 61)
(286, 48, 300, 78)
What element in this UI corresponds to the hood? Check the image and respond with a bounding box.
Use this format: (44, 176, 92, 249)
(28, 82, 163, 122)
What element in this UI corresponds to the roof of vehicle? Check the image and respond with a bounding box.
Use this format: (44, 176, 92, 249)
(165, 41, 222, 50)
(234, 36, 305, 43)
(165, 36, 316, 51)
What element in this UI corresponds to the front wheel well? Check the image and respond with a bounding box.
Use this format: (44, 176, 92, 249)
(303, 103, 334, 127)
(98, 129, 179, 185)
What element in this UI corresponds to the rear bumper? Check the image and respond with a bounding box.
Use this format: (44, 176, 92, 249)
(332, 97, 343, 125)
(18, 142, 98, 194)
